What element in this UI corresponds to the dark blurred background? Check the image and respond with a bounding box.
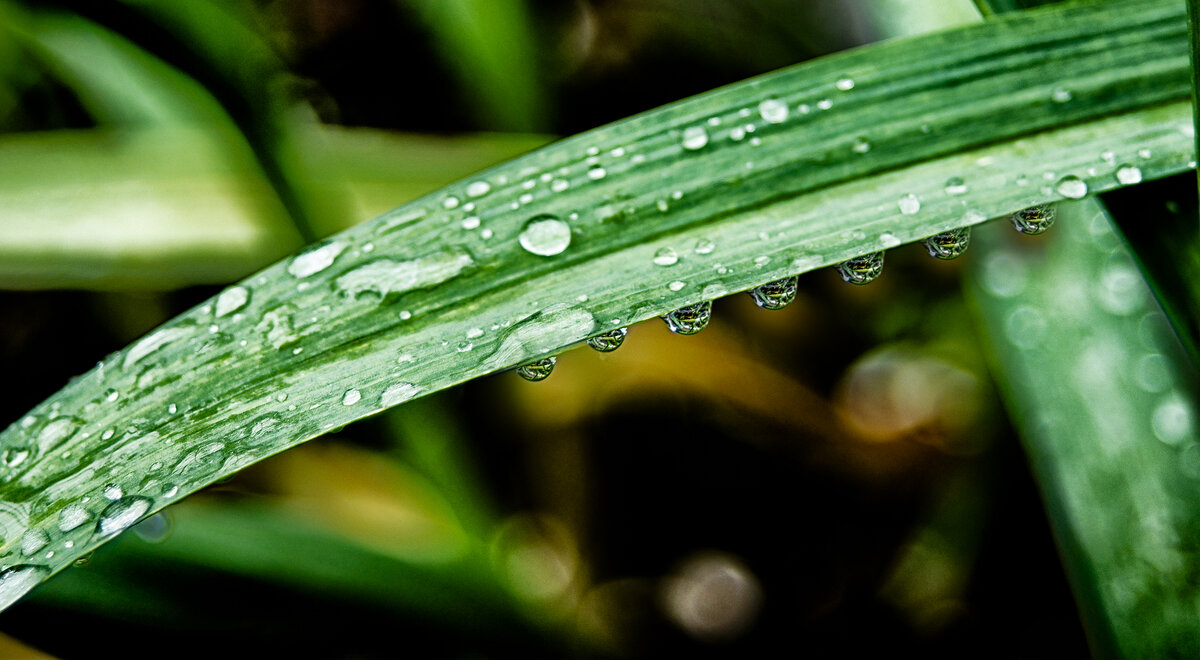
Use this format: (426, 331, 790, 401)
(0, 1, 1089, 657)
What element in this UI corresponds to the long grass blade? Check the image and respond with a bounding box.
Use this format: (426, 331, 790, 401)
(0, 0, 1195, 610)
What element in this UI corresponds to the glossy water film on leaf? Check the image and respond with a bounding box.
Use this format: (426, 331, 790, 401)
(586, 327, 628, 352)
(662, 301, 713, 335)
(515, 357, 556, 381)
(749, 277, 799, 310)
(924, 227, 972, 260)
(835, 252, 885, 285)
(1010, 204, 1057, 235)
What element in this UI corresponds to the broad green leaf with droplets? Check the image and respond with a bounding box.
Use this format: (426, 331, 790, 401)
(967, 200, 1200, 657)
(0, 0, 1195, 610)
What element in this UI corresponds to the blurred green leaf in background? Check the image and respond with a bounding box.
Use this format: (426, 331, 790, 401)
(0, 0, 1197, 658)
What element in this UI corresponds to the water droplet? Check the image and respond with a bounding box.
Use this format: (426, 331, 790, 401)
(288, 241, 347, 278)
(944, 177, 968, 196)
(682, 126, 709, 150)
(878, 233, 902, 249)
(96, 496, 152, 537)
(518, 215, 572, 257)
(381, 382, 422, 407)
(215, 286, 250, 317)
(749, 277, 798, 310)
(923, 227, 971, 260)
(836, 77, 855, 91)
(1010, 204, 1056, 235)
(1116, 165, 1143, 185)
(0, 565, 49, 611)
(729, 126, 746, 141)
(105, 389, 120, 402)
(835, 252, 884, 285)
(103, 484, 123, 500)
(73, 553, 93, 567)
(20, 529, 49, 556)
(442, 196, 460, 209)
(757, 99, 788, 124)
(551, 179, 569, 192)
(132, 512, 173, 543)
(461, 216, 481, 229)
(1138, 148, 1153, 159)
(817, 99, 833, 110)
(653, 247, 679, 266)
(2, 446, 30, 468)
(693, 239, 715, 255)
(167, 403, 177, 414)
(897, 194, 921, 215)
(162, 484, 179, 498)
(668, 280, 687, 292)
(852, 137, 870, 153)
(1055, 175, 1088, 199)
(58, 504, 90, 532)
(587, 167, 607, 180)
(466, 180, 491, 197)
(481, 229, 494, 239)
(342, 389, 361, 406)
(587, 327, 628, 352)
(336, 251, 475, 299)
(516, 357, 556, 381)
(1051, 86, 1072, 103)
(662, 301, 713, 335)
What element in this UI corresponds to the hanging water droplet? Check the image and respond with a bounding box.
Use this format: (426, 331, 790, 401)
(693, 238, 715, 255)
(835, 252, 885, 285)
(132, 512, 173, 543)
(516, 357, 556, 381)
(466, 180, 491, 197)
(749, 277, 798, 310)
(943, 177, 968, 196)
(923, 227, 971, 260)
(662, 301, 713, 335)
(1055, 175, 1088, 199)
(1010, 204, 1056, 235)
(342, 389, 362, 406)
(653, 247, 679, 266)
(96, 496, 153, 537)
(288, 241, 347, 278)
(587, 327, 628, 352)
(215, 286, 250, 317)
(758, 98, 788, 124)
(1115, 165, 1143, 185)
(897, 194, 921, 215)
(681, 126, 709, 150)
(518, 215, 572, 256)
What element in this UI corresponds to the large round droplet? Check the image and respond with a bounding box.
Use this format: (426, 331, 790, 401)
(662, 301, 713, 335)
(681, 126, 709, 150)
(923, 227, 971, 260)
(586, 327, 628, 352)
(1010, 204, 1056, 235)
(1115, 165, 1143, 185)
(1055, 175, 1088, 199)
(516, 357, 556, 381)
(897, 194, 921, 215)
(653, 247, 679, 266)
(96, 496, 153, 537)
(758, 98, 788, 124)
(835, 252, 885, 285)
(749, 277, 798, 310)
(518, 215, 572, 256)
(215, 286, 250, 317)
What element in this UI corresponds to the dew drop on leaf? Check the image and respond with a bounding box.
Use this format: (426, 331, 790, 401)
(693, 239, 716, 255)
(835, 252, 885, 285)
(898, 194, 921, 215)
(757, 98, 788, 124)
(587, 327, 628, 352)
(516, 357, 556, 381)
(96, 496, 153, 538)
(1010, 204, 1056, 235)
(749, 277, 798, 310)
(342, 389, 362, 406)
(288, 241, 347, 278)
(943, 177, 968, 196)
(1055, 175, 1088, 199)
(681, 126, 709, 150)
(653, 247, 679, 266)
(923, 227, 971, 260)
(518, 215, 572, 256)
(662, 301, 713, 335)
(1115, 165, 1143, 185)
